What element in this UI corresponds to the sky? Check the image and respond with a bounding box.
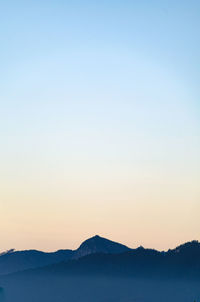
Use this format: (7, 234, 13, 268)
(0, 0, 200, 252)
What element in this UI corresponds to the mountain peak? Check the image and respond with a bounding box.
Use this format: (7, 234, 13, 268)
(169, 240, 200, 255)
(73, 235, 130, 258)
(89, 235, 101, 240)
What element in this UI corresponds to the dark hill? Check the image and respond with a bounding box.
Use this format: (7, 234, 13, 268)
(73, 235, 130, 258)
(0, 249, 73, 275)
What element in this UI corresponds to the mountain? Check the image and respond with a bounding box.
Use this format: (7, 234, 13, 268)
(73, 235, 130, 258)
(0, 235, 130, 275)
(0, 249, 73, 275)
(168, 240, 200, 256)
(1, 237, 200, 278)
(0, 240, 200, 302)
(19, 240, 200, 280)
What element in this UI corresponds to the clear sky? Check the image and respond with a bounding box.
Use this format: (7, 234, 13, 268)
(0, 0, 199, 252)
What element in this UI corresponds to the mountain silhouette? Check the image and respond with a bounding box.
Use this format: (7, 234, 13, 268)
(0, 235, 130, 275)
(0, 249, 73, 275)
(73, 235, 130, 258)
(9, 240, 199, 280)
(0, 239, 200, 302)
(0, 237, 200, 279)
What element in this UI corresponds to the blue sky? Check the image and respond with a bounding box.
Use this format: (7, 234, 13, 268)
(0, 0, 199, 251)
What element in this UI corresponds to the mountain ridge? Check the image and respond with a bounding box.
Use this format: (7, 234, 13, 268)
(0, 235, 130, 275)
(8, 239, 200, 280)
(0, 236, 199, 276)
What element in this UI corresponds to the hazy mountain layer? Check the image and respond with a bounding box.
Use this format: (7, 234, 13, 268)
(0, 238, 200, 302)
(0, 274, 199, 302)
(0, 236, 200, 279)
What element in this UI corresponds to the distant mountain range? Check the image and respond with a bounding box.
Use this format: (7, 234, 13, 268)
(0, 235, 130, 275)
(0, 235, 200, 279)
(1, 236, 200, 302)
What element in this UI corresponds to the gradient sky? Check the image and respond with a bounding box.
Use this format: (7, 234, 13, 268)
(0, 0, 200, 252)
